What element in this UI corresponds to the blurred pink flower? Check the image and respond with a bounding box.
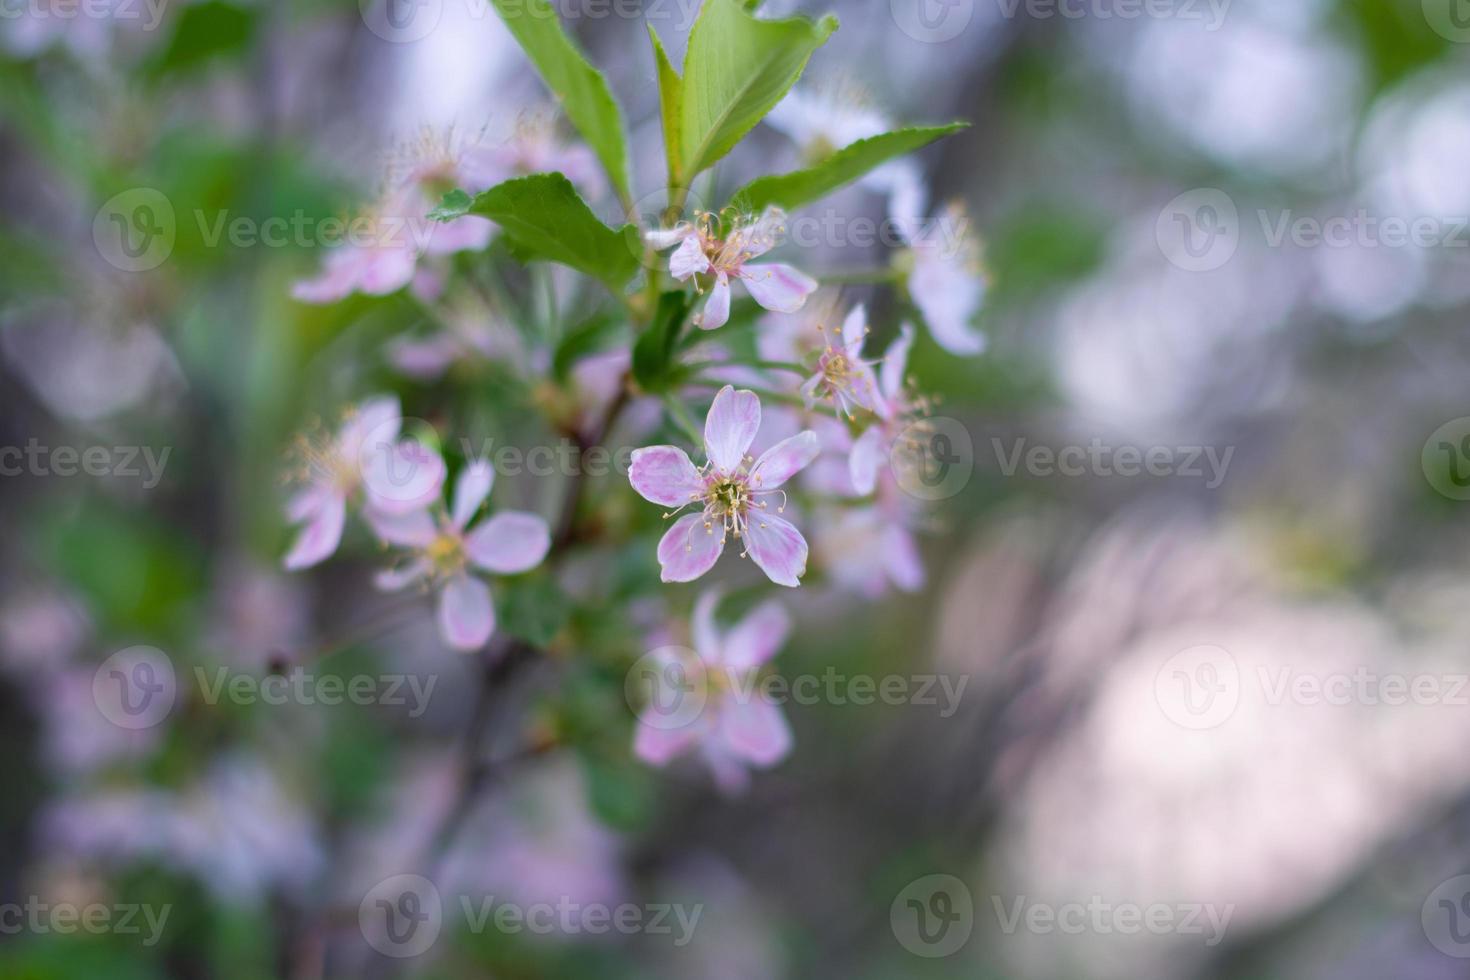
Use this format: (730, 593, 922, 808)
(646, 208, 817, 330)
(370, 459, 550, 651)
(292, 143, 494, 304)
(283, 395, 446, 571)
(797, 303, 883, 418)
(813, 502, 924, 597)
(629, 386, 818, 587)
(634, 590, 793, 792)
(765, 84, 928, 238)
(460, 112, 607, 200)
(906, 203, 988, 355)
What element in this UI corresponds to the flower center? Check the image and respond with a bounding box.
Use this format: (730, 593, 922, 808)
(425, 532, 464, 575)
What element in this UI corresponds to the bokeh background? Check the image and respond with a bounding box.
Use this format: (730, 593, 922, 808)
(4, 0, 1470, 977)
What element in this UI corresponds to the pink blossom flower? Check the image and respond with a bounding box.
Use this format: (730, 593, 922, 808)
(460, 112, 607, 201)
(283, 396, 446, 571)
(797, 303, 884, 419)
(906, 203, 988, 356)
(628, 386, 819, 587)
(369, 459, 551, 651)
(849, 323, 923, 496)
(633, 590, 793, 792)
(765, 84, 928, 239)
(645, 208, 817, 330)
(813, 503, 924, 597)
(292, 143, 494, 304)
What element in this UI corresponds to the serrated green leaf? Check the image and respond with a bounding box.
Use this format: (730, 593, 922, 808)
(678, 0, 837, 182)
(488, 0, 630, 203)
(729, 123, 967, 213)
(462, 173, 639, 290)
(647, 23, 684, 188)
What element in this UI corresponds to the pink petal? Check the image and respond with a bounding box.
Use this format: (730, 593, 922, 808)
(880, 323, 916, 410)
(283, 492, 346, 570)
(741, 512, 808, 588)
(464, 511, 550, 574)
(849, 426, 887, 496)
(656, 513, 726, 583)
(701, 744, 752, 794)
(749, 431, 819, 491)
(717, 696, 792, 766)
(423, 215, 493, 256)
(692, 589, 723, 664)
(360, 439, 447, 515)
(628, 446, 704, 508)
(740, 263, 816, 314)
(451, 460, 495, 530)
(668, 235, 711, 280)
(385, 333, 461, 380)
(363, 506, 437, 548)
(737, 207, 787, 260)
(884, 525, 924, 592)
(840, 304, 868, 358)
(703, 385, 761, 473)
(909, 245, 987, 356)
(375, 559, 431, 591)
(697, 272, 732, 330)
(437, 573, 495, 651)
(338, 395, 402, 460)
(644, 226, 692, 250)
(721, 601, 790, 672)
(356, 243, 419, 296)
(634, 719, 703, 767)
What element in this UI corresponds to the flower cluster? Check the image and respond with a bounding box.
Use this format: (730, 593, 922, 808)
(280, 0, 988, 791)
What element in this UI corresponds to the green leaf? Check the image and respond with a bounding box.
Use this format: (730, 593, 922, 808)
(146, 0, 255, 78)
(427, 188, 473, 221)
(647, 23, 684, 190)
(632, 290, 692, 392)
(460, 173, 639, 290)
(729, 123, 968, 213)
(488, 0, 631, 203)
(676, 0, 837, 182)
